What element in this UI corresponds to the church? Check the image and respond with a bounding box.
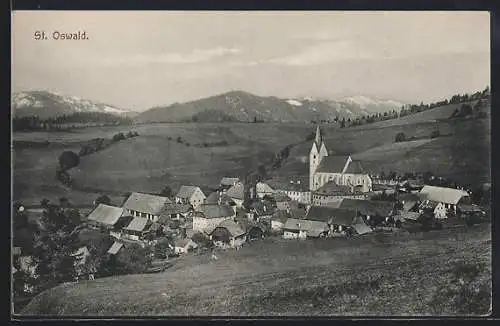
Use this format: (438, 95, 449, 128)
(309, 125, 372, 193)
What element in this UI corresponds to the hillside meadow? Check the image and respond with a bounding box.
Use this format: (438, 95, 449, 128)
(13, 107, 490, 207)
(21, 224, 491, 316)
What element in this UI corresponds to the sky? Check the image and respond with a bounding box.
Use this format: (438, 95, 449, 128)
(12, 11, 490, 111)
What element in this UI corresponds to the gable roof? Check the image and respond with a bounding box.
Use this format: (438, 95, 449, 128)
(316, 155, 350, 173)
(306, 206, 357, 225)
(352, 222, 373, 235)
(213, 219, 246, 238)
(122, 192, 171, 215)
(344, 160, 365, 174)
(197, 204, 235, 219)
(107, 241, 124, 255)
(220, 177, 240, 186)
(87, 204, 125, 226)
(226, 183, 245, 200)
(251, 201, 276, 216)
(283, 218, 329, 236)
(256, 182, 275, 194)
(158, 203, 192, 222)
(419, 185, 469, 205)
(205, 192, 236, 205)
(273, 192, 292, 202)
(176, 185, 204, 199)
(339, 199, 395, 217)
(124, 217, 151, 232)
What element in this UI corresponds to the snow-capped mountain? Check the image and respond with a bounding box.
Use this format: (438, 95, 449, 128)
(137, 90, 405, 123)
(12, 91, 137, 119)
(338, 95, 405, 115)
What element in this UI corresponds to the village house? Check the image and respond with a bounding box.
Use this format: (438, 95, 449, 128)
(122, 216, 154, 241)
(225, 182, 245, 207)
(174, 238, 198, 254)
(339, 198, 395, 226)
(193, 204, 236, 233)
(273, 192, 292, 211)
(86, 204, 133, 238)
(122, 192, 172, 222)
(305, 205, 361, 235)
(282, 218, 329, 239)
(256, 182, 275, 198)
(248, 200, 275, 222)
(270, 210, 289, 232)
(266, 178, 311, 204)
(220, 177, 241, 192)
(236, 218, 266, 242)
(398, 193, 421, 212)
(204, 191, 237, 212)
(210, 219, 247, 249)
(418, 185, 470, 219)
(312, 181, 366, 206)
(175, 185, 206, 210)
(310, 126, 372, 192)
(158, 203, 192, 223)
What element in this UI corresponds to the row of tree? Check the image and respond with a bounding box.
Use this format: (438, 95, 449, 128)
(13, 112, 133, 131)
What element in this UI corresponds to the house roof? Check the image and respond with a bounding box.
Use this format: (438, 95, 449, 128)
(344, 160, 365, 174)
(122, 192, 171, 215)
(271, 211, 289, 223)
(256, 182, 275, 194)
(197, 204, 235, 219)
(220, 177, 240, 186)
(394, 211, 421, 221)
(124, 217, 151, 232)
(306, 206, 357, 225)
(237, 218, 265, 233)
(283, 218, 329, 236)
(458, 204, 484, 213)
(107, 241, 123, 255)
(213, 219, 246, 238)
(176, 185, 204, 199)
(339, 199, 394, 217)
(315, 181, 362, 196)
(316, 155, 350, 173)
(251, 201, 275, 216)
(419, 186, 469, 205)
(289, 208, 306, 219)
(87, 204, 125, 226)
(266, 178, 309, 192)
(205, 192, 236, 205)
(159, 203, 192, 221)
(352, 222, 373, 235)
(226, 183, 245, 200)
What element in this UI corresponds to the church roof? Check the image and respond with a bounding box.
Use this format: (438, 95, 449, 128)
(315, 155, 350, 173)
(344, 160, 365, 174)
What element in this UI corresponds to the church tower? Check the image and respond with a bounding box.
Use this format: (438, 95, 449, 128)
(309, 125, 328, 191)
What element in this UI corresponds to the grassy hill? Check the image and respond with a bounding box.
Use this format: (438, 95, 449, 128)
(21, 224, 491, 316)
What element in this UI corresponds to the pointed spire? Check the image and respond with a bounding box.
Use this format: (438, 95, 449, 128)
(315, 125, 322, 145)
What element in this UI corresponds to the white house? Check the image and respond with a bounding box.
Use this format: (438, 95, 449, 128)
(256, 182, 275, 199)
(226, 183, 245, 207)
(210, 219, 247, 249)
(175, 185, 206, 210)
(266, 178, 311, 204)
(271, 211, 289, 232)
(192, 204, 236, 233)
(312, 181, 366, 206)
(220, 177, 240, 192)
(174, 238, 198, 254)
(282, 218, 329, 239)
(418, 185, 470, 219)
(122, 192, 171, 222)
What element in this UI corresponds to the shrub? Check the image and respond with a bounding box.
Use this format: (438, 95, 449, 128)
(58, 151, 80, 170)
(394, 132, 406, 143)
(112, 133, 126, 142)
(94, 194, 111, 206)
(176, 137, 183, 143)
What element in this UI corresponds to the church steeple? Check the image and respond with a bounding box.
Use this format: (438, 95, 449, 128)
(314, 125, 322, 146)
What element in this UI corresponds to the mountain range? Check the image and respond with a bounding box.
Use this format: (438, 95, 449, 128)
(12, 91, 137, 119)
(12, 90, 405, 123)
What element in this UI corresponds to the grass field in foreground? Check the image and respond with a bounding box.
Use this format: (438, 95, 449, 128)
(21, 224, 491, 316)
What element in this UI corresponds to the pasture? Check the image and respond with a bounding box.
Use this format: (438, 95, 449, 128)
(21, 224, 491, 316)
(13, 113, 490, 207)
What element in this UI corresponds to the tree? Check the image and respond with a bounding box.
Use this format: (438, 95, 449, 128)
(460, 104, 473, 117)
(58, 151, 80, 171)
(94, 194, 111, 206)
(253, 116, 257, 123)
(112, 132, 126, 142)
(257, 165, 267, 180)
(176, 136, 183, 143)
(340, 118, 346, 128)
(113, 243, 152, 275)
(32, 200, 83, 288)
(160, 186, 173, 198)
(395, 132, 406, 143)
